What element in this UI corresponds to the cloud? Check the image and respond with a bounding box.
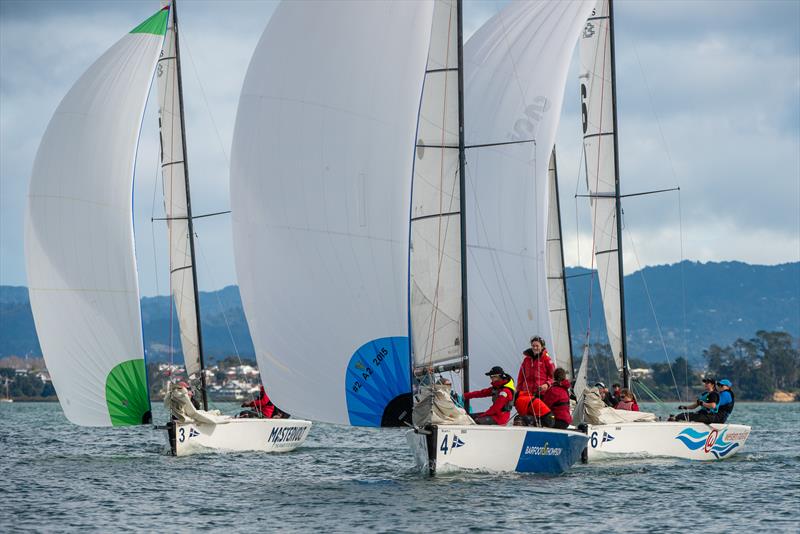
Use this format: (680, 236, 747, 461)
(1, 0, 798, 296)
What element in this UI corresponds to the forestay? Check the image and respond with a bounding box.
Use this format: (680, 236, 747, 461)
(545, 149, 573, 373)
(462, 0, 594, 391)
(230, 1, 434, 426)
(156, 5, 201, 378)
(580, 0, 625, 371)
(410, 0, 463, 370)
(25, 9, 168, 426)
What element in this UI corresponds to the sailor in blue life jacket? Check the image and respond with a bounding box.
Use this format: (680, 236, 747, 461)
(714, 379, 735, 423)
(670, 377, 718, 423)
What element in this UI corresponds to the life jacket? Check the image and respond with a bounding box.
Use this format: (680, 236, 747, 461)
(717, 389, 734, 420)
(493, 378, 516, 412)
(698, 391, 719, 414)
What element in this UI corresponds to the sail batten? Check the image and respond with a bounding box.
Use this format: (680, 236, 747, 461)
(25, 11, 166, 427)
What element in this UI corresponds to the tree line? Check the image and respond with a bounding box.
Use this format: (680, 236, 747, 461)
(578, 330, 799, 401)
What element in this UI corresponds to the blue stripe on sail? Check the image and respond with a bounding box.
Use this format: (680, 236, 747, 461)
(345, 337, 410, 427)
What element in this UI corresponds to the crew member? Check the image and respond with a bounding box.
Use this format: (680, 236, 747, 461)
(671, 378, 718, 423)
(714, 379, 735, 423)
(240, 385, 275, 418)
(615, 388, 639, 411)
(542, 367, 572, 429)
(596, 382, 615, 407)
(464, 366, 515, 425)
(611, 383, 622, 407)
(516, 336, 555, 417)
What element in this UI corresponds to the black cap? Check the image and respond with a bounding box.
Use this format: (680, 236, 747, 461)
(485, 366, 506, 377)
(702, 377, 715, 384)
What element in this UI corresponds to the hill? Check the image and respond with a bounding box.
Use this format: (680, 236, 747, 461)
(1, 261, 798, 364)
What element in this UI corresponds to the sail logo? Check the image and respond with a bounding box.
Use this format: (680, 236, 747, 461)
(583, 22, 596, 39)
(675, 427, 740, 459)
(601, 431, 614, 444)
(268, 426, 307, 444)
(452, 436, 465, 449)
(188, 428, 200, 439)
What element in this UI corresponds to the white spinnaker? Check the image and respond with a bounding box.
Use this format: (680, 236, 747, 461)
(546, 149, 574, 374)
(156, 5, 201, 378)
(463, 0, 594, 391)
(25, 17, 165, 426)
(580, 0, 623, 371)
(231, 1, 433, 425)
(410, 0, 463, 369)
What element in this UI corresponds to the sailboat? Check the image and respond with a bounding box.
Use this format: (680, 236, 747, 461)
(1, 378, 12, 403)
(230, 0, 592, 474)
(575, 0, 750, 460)
(25, 2, 310, 456)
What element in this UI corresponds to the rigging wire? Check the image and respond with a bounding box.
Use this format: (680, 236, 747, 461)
(622, 214, 683, 402)
(194, 232, 257, 406)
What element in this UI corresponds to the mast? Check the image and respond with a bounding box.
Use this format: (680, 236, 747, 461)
(551, 149, 576, 377)
(607, 0, 629, 389)
(170, 0, 209, 409)
(456, 0, 470, 408)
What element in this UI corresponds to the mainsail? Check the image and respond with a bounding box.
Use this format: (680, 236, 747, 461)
(463, 0, 594, 389)
(156, 3, 204, 384)
(580, 0, 627, 374)
(545, 149, 574, 374)
(410, 0, 464, 372)
(25, 8, 168, 426)
(230, 1, 434, 426)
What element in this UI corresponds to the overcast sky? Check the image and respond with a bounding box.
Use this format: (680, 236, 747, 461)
(1, 0, 798, 296)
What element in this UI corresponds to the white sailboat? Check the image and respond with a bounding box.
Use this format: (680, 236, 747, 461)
(405, 0, 594, 475)
(576, 0, 750, 460)
(230, 0, 593, 475)
(25, 2, 309, 456)
(1, 378, 13, 403)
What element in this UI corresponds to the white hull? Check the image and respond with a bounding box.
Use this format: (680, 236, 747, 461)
(168, 418, 312, 456)
(406, 425, 588, 474)
(586, 422, 750, 461)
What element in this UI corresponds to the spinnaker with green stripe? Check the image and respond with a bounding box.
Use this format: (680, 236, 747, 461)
(25, 8, 167, 427)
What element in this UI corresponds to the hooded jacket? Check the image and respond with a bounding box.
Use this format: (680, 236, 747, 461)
(516, 348, 555, 395)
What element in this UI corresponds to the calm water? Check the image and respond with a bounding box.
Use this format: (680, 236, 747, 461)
(2, 401, 798, 533)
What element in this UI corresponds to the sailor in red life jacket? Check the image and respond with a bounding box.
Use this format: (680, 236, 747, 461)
(515, 336, 555, 417)
(542, 367, 573, 429)
(614, 388, 639, 411)
(240, 385, 275, 418)
(463, 366, 516, 425)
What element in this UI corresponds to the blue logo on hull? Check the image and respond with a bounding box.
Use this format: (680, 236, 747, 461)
(515, 430, 587, 474)
(675, 427, 740, 458)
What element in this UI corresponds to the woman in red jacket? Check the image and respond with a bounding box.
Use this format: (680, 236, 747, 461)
(240, 385, 275, 418)
(515, 336, 555, 417)
(615, 388, 639, 411)
(542, 367, 572, 429)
